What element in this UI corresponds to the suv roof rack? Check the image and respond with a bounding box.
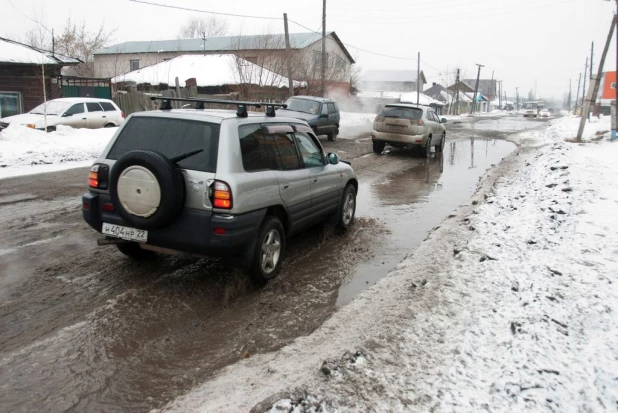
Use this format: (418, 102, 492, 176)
(150, 96, 287, 118)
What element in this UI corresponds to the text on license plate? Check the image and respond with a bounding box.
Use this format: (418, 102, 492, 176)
(102, 223, 148, 243)
(387, 124, 406, 131)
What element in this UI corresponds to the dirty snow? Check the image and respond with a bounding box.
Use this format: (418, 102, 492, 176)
(159, 114, 618, 412)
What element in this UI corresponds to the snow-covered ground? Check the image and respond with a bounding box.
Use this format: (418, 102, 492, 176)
(0, 111, 375, 179)
(158, 115, 617, 412)
(0, 125, 117, 179)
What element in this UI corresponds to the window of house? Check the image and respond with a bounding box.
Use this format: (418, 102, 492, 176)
(130, 60, 140, 71)
(0, 91, 23, 118)
(612, 82, 616, 89)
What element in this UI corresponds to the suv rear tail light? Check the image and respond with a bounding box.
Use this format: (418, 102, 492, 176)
(375, 115, 385, 122)
(121, 111, 125, 119)
(88, 164, 109, 189)
(211, 181, 232, 209)
(417, 119, 425, 126)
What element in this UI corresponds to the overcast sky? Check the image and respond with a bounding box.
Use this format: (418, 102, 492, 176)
(2, 0, 615, 100)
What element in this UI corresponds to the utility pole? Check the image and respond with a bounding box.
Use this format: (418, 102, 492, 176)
(581, 57, 589, 114)
(577, 14, 617, 139)
(470, 63, 484, 114)
(283, 13, 294, 97)
(490, 70, 494, 111)
(321, 0, 326, 97)
(575, 73, 581, 113)
(417, 52, 420, 106)
(515, 87, 519, 111)
(455, 68, 460, 115)
(589, 42, 594, 121)
(498, 80, 502, 109)
(615, 0, 618, 140)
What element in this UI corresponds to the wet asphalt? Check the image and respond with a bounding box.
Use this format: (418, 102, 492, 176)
(0, 115, 547, 412)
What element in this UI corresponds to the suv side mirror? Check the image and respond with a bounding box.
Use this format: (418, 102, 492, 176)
(441, 118, 447, 123)
(62, 113, 72, 117)
(327, 153, 339, 165)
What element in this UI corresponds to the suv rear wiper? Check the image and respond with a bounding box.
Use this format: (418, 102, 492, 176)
(170, 148, 203, 163)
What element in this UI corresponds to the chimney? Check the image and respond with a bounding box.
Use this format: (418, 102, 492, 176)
(432, 82, 437, 87)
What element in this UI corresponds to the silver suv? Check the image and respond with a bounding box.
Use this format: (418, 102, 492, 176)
(371, 104, 447, 157)
(82, 97, 358, 283)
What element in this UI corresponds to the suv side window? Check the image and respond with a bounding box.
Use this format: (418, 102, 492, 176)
(294, 132, 325, 168)
(239, 124, 275, 172)
(86, 102, 103, 112)
(327, 103, 336, 114)
(320, 104, 329, 116)
(272, 132, 301, 170)
(66, 103, 85, 115)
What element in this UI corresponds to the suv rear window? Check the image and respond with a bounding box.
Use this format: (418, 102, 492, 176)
(108, 117, 220, 173)
(381, 106, 422, 121)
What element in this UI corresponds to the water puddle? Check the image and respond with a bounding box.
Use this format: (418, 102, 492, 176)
(465, 116, 545, 133)
(337, 136, 516, 306)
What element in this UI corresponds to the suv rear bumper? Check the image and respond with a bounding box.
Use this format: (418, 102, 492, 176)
(372, 130, 428, 145)
(82, 192, 265, 258)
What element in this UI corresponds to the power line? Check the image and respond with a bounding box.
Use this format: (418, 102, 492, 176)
(129, 0, 448, 67)
(329, 0, 577, 24)
(128, 0, 281, 20)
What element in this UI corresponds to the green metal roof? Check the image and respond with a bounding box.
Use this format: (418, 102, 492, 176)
(94, 32, 355, 64)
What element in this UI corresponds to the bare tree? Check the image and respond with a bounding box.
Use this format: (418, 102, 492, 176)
(54, 18, 114, 77)
(24, 18, 114, 77)
(179, 17, 228, 38)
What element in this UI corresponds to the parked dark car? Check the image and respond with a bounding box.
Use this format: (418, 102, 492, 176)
(276, 96, 340, 141)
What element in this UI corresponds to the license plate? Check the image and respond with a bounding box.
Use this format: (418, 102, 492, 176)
(387, 124, 406, 132)
(102, 223, 148, 243)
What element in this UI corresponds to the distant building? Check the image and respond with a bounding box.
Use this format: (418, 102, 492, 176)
(0, 37, 81, 118)
(461, 78, 499, 101)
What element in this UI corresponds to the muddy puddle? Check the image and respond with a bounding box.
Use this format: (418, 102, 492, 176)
(337, 136, 516, 306)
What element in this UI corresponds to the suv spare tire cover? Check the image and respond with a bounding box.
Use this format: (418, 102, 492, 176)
(109, 150, 185, 230)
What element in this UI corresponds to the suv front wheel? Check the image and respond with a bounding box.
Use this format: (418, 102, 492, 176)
(337, 184, 356, 230)
(250, 216, 286, 284)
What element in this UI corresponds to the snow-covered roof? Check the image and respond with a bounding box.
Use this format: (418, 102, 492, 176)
(95, 32, 355, 64)
(0, 37, 81, 65)
(356, 89, 444, 106)
(112, 54, 305, 88)
(361, 70, 426, 84)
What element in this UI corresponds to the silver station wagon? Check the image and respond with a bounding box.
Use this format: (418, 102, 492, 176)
(82, 97, 358, 283)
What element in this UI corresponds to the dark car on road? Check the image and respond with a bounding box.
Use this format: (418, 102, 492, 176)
(276, 96, 340, 141)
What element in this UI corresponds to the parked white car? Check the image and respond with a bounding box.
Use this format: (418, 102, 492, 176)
(539, 109, 550, 118)
(0, 98, 124, 132)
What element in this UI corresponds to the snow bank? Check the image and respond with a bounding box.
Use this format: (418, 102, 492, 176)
(160, 116, 618, 412)
(0, 125, 116, 179)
